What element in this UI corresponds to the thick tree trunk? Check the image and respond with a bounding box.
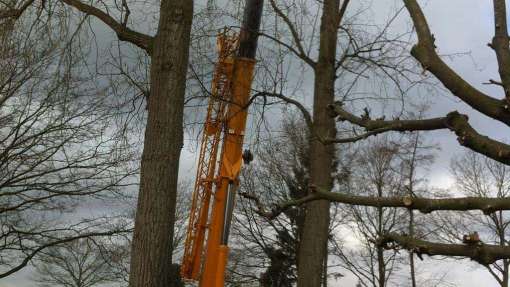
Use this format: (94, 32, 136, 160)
(296, 0, 339, 286)
(128, 1, 193, 287)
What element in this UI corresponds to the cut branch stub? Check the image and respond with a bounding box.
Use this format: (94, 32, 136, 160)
(402, 196, 413, 207)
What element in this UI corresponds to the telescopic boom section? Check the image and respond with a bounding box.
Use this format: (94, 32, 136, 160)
(181, 1, 264, 286)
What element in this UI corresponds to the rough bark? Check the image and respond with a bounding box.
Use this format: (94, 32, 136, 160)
(128, 1, 193, 287)
(296, 0, 340, 286)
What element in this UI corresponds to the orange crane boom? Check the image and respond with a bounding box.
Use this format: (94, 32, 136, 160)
(181, 1, 264, 286)
(181, 31, 238, 281)
(199, 51, 256, 287)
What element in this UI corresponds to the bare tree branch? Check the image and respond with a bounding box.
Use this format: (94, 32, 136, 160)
(268, 0, 316, 68)
(252, 91, 313, 130)
(0, 0, 36, 20)
(0, 227, 132, 279)
(403, 0, 510, 126)
(378, 233, 510, 265)
(491, 0, 510, 102)
(329, 102, 510, 165)
(60, 0, 153, 53)
(242, 186, 510, 220)
(336, 0, 350, 27)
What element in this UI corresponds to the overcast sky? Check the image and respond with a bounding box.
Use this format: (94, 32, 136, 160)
(1, 0, 509, 286)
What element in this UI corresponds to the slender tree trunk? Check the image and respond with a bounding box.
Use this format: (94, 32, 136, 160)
(377, 246, 385, 287)
(377, 185, 385, 287)
(499, 211, 509, 287)
(408, 133, 418, 287)
(409, 210, 417, 287)
(502, 259, 509, 287)
(128, 1, 193, 287)
(296, 0, 339, 286)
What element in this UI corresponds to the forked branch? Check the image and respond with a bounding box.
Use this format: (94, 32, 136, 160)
(60, 0, 153, 53)
(329, 102, 510, 165)
(403, 0, 510, 125)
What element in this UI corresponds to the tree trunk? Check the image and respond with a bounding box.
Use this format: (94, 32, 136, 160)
(128, 1, 193, 287)
(296, 0, 339, 286)
(323, 254, 328, 287)
(409, 210, 417, 287)
(377, 246, 386, 287)
(499, 211, 508, 287)
(502, 259, 509, 287)
(377, 185, 385, 287)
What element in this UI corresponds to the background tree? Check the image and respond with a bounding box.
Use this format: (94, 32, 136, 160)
(0, 0, 136, 279)
(33, 238, 124, 287)
(336, 137, 407, 287)
(0, 1, 193, 286)
(398, 130, 437, 287)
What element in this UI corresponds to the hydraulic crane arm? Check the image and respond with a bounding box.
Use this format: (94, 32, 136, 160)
(180, 31, 238, 281)
(181, 1, 264, 286)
